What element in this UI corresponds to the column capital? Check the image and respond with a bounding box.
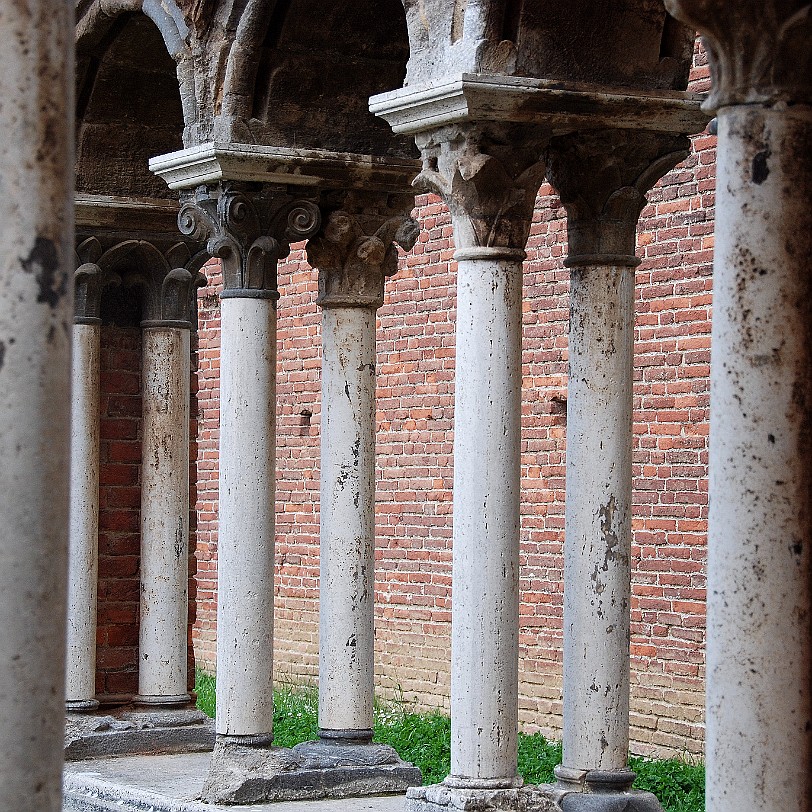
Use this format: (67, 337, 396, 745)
(546, 130, 690, 266)
(74, 237, 118, 325)
(413, 122, 548, 254)
(307, 196, 418, 309)
(665, 0, 812, 109)
(178, 183, 322, 299)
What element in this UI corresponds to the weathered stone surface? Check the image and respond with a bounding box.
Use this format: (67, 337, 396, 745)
(202, 739, 420, 804)
(407, 784, 557, 812)
(558, 790, 664, 812)
(64, 708, 214, 761)
(413, 122, 547, 250)
(664, 0, 812, 109)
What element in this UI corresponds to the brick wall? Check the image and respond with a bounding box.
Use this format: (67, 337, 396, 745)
(186, 51, 714, 758)
(96, 326, 142, 701)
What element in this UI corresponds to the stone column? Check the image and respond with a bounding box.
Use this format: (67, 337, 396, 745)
(406, 124, 549, 812)
(0, 0, 73, 806)
(135, 268, 197, 706)
(180, 187, 321, 751)
(544, 132, 688, 811)
(66, 249, 113, 713)
(664, 4, 812, 810)
(308, 207, 418, 743)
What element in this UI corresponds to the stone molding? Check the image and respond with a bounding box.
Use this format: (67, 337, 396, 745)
(370, 74, 709, 138)
(178, 184, 322, 297)
(665, 0, 812, 109)
(150, 144, 421, 193)
(308, 205, 419, 309)
(545, 130, 690, 264)
(413, 123, 547, 251)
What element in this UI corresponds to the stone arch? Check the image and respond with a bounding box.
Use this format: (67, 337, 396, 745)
(216, 0, 416, 158)
(76, 1, 192, 200)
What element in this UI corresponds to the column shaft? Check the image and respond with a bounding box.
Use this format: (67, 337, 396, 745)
(0, 0, 73, 806)
(66, 322, 102, 709)
(137, 326, 191, 704)
(216, 295, 277, 738)
(562, 263, 634, 773)
(450, 248, 524, 785)
(707, 105, 812, 812)
(319, 306, 377, 737)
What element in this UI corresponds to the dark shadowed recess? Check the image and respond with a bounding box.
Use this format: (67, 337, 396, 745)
(248, 0, 417, 158)
(76, 13, 185, 200)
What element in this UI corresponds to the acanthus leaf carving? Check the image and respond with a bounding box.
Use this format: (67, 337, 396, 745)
(307, 202, 419, 309)
(414, 123, 548, 252)
(545, 130, 690, 264)
(664, 0, 812, 108)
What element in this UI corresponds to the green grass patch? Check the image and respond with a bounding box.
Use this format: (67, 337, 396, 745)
(194, 672, 703, 811)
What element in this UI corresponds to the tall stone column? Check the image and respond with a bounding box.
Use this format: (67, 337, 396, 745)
(66, 245, 117, 713)
(406, 123, 550, 812)
(307, 205, 418, 745)
(545, 132, 688, 811)
(181, 187, 322, 803)
(0, 0, 74, 806)
(135, 268, 198, 706)
(664, 3, 812, 810)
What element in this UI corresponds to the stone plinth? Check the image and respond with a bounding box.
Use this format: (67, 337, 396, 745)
(64, 707, 213, 761)
(202, 739, 421, 804)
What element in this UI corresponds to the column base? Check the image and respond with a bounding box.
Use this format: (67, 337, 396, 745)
(66, 698, 100, 713)
(65, 705, 214, 760)
(202, 736, 422, 804)
(406, 782, 557, 812)
(132, 693, 192, 707)
(540, 768, 665, 812)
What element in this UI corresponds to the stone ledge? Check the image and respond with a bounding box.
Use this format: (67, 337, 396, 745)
(65, 707, 214, 761)
(369, 74, 709, 137)
(203, 739, 422, 804)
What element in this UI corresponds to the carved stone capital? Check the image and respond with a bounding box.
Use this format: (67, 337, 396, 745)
(74, 237, 119, 324)
(413, 123, 548, 253)
(307, 204, 419, 309)
(546, 131, 690, 265)
(178, 184, 322, 299)
(665, 0, 812, 108)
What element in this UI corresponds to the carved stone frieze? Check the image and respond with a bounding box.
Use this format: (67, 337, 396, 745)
(307, 197, 419, 309)
(413, 123, 548, 252)
(545, 130, 690, 265)
(664, 0, 812, 109)
(178, 184, 322, 298)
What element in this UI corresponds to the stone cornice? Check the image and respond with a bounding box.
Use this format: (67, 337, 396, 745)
(664, 1, 812, 109)
(150, 143, 421, 193)
(370, 74, 710, 137)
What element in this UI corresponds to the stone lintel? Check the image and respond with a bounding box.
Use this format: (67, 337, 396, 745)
(150, 143, 421, 193)
(370, 74, 710, 138)
(202, 739, 421, 804)
(76, 194, 184, 238)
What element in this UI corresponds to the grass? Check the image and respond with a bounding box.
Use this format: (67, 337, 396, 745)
(195, 671, 704, 812)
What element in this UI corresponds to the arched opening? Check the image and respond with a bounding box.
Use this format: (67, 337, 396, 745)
(76, 12, 186, 200)
(247, 0, 416, 158)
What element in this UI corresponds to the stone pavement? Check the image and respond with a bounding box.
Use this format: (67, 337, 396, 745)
(63, 752, 407, 812)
